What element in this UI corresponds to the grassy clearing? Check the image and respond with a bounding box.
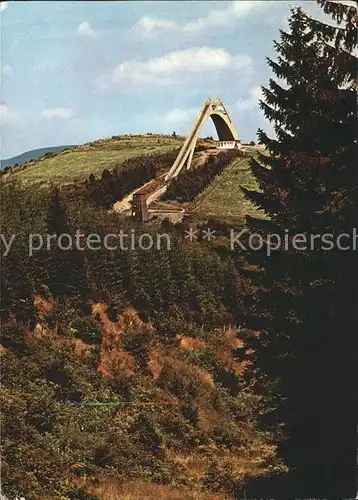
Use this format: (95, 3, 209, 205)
(8, 136, 183, 187)
(190, 156, 266, 223)
(89, 480, 220, 500)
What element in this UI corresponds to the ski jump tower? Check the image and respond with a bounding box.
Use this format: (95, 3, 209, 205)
(165, 97, 240, 181)
(132, 98, 240, 222)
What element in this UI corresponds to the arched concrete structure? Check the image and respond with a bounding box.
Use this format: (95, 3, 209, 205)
(165, 98, 240, 181)
(131, 98, 241, 222)
(210, 112, 236, 141)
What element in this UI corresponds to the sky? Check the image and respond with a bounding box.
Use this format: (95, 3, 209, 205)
(1, 0, 328, 158)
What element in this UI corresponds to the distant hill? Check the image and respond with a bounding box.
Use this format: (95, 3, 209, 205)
(1, 145, 77, 170)
(2, 135, 183, 187)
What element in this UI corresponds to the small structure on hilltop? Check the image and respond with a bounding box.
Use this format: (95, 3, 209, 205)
(165, 97, 240, 181)
(216, 140, 242, 150)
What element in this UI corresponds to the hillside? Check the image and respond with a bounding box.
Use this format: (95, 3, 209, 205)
(159, 147, 266, 224)
(3, 135, 184, 187)
(0, 145, 77, 170)
(1, 136, 265, 226)
(0, 138, 280, 499)
(190, 156, 266, 223)
(0, 180, 286, 498)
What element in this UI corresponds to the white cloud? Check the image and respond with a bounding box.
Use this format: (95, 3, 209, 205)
(163, 108, 195, 126)
(77, 21, 97, 38)
(0, 103, 16, 123)
(0, 2, 8, 12)
(41, 108, 74, 119)
(98, 47, 253, 89)
(134, 1, 258, 37)
(135, 16, 177, 37)
(235, 85, 263, 110)
(1, 64, 13, 76)
(183, 1, 256, 34)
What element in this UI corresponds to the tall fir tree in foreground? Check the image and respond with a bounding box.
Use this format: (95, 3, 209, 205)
(242, 5, 357, 496)
(314, 0, 357, 52)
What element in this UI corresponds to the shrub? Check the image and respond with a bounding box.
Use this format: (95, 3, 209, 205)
(71, 316, 102, 344)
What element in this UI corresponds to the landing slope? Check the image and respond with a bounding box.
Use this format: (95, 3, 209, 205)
(190, 156, 266, 223)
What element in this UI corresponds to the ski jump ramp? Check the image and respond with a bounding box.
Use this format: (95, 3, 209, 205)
(131, 98, 240, 222)
(165, 97, 240, 181)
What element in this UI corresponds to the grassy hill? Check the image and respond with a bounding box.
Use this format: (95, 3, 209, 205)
(0, 145, 77, 170)
(190, 156, 266, 223)
(3, 135, 183, 187)
(2, 136, 265, 226)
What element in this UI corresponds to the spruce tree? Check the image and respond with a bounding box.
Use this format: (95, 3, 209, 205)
(241, 6, 357, 496)
(309, 0, 358, 495)
(46, 188, 69, 236)
(45, 188, 88, 303)
(313, 0, 357, 52)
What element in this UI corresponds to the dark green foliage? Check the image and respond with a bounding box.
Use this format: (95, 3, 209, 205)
(242, 6, 357, 497)
(0, 183, 48, 325)
(72, 316, 102, 345)
(45, 188, 69, 236)
(83, 150, 180, 209)
(312, 0, 357, 52)
(0, 172, 283, 497)
(43, 189, 89, 302)
(164, 150, 242, 202)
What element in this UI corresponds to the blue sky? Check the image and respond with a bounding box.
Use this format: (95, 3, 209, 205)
(1, 0, 326, 158)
